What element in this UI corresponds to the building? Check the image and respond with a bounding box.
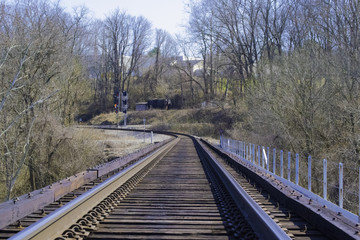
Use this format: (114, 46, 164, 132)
(135, 102, 149, 111)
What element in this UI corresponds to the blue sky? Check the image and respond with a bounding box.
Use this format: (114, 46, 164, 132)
(57, 0, 189, 35)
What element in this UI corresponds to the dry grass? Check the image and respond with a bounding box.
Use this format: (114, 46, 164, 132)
(88, 108, 236, 138)
(74, 128, 170, 161)
(0, 126, 169, 202)
(89, 112, 119, 125)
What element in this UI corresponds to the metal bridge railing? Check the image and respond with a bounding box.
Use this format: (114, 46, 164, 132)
(220, 135, 360, 223)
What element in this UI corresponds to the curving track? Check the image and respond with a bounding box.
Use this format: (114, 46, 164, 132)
(86, 136, 231, 239)
(1, 130, 357, 239)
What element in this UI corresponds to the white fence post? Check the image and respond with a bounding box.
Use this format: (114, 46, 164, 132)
(249, 144, 252, 162)
(241, 141, 243, 156)
(244, 142, 248, 159)
(258, 146, 261, 166)
(273, 148, 276, 174)
(239, 141, 241, 157)
(267, 147, 270, 171)
(339, 163, 343, 208)
(308, 156, 312, 191)
(243, 142, 246, 159)
(296, 153, 299, 185)
(262, 146, 265, 169)
(253, 144, 255, 163)
(323, 159, 327, 201)
(246, 144, 248, 161)
(280, 150, 284, 178)
(288, 152, 291, 181)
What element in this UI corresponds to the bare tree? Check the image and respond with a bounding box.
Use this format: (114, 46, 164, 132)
(259, 0, 290, 59)
(196, 0, 262, 101)
(328, 0, 360, 164)
(104, 9, 130, 103)
(89, 20, 113, 110)
(125, 15, 152, 92)
(188, 0, 216, 101)
(0, 0, 93, 199)
(104, 10, 151, 109)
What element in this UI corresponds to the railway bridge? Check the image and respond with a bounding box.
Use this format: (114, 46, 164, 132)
(0, 127, 359, 239)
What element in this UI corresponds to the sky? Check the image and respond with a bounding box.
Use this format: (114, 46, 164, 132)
(57, 0, 189, 35)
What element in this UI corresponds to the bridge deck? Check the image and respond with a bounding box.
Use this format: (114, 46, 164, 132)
(87, 137, 228, 239)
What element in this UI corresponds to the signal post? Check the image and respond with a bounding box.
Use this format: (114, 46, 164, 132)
(122, 91, 128, 127)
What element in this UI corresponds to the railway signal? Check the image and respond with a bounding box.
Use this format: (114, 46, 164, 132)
(122, 91, 128, 126)
(114, 104, 118, 113)
(122, 91, 128, 112)
(114, 91, 120, 115)
(122, 99, 128, 113)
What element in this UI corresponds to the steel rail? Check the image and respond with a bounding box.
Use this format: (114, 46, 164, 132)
(204, 138, 360, 239)
(9, 137, 180, 240)
(6, 127, 335, 239)
(195, 139, 291, 240)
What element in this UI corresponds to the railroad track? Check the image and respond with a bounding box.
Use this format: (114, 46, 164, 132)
(199, 140, 328, 239)
(200, 139, 359, 240)
(1, 131, 358, 239)
(85, 136, 233, 239)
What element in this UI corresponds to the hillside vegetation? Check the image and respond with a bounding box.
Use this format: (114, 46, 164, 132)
(90, 108, 246, 139)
